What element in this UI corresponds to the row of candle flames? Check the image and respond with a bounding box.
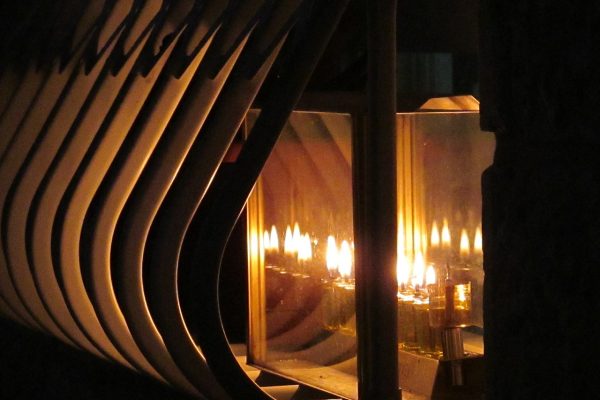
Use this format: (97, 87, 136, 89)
(262, 220, 482, 357)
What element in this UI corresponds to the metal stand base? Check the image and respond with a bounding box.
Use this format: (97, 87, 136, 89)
(398, 349, 484, 399)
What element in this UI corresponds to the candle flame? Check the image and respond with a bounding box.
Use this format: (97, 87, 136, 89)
(460, 229, 470, 258)
(397, 254, 410, 286)
(411, 252, 425, 288)
(326, 236, 339, 274)
(263, 230, 271, 250)
(430, 221, 440, 248)
(339, 240, 353, 279)
(441, 218, 451, 249)
(270, 225, 279, 252)
(284, 225, 294, 254)
(474, 226, 483, 255)
(425, 265, 436, 285)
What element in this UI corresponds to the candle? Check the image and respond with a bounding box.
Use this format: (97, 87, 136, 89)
(326, 235, 339, 278)
(297, 233, 312, 262)
(428, 280, 472, 329)
(338, 240, 353, 280)
(322, 236, 355, 335)
(263, 230, 271, 251)
(337, 240, 355, 336)
(411, 252, 425, 292)
(425, 265, 436, 286)
(270, 225, 279, 252)
(473, 226, 483, 266)
(284, 225, 294, 255)
(397, 290, 417, 349)
(459, 229, 470, 261)
(292, 223, 302, 251)
(430, 221, 440, 249)
(441, 219, 451, 250)
(397, 253, 410, 291)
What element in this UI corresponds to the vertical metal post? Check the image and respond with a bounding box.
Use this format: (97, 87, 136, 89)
(355, 0, 398, 399)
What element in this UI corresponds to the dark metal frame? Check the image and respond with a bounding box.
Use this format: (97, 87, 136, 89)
(354, 1, 399, 399)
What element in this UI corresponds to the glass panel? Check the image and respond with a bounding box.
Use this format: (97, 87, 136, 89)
(247, 108, 494, 399)
(247, 110, 358, 399)
(396, 111, 493, 396)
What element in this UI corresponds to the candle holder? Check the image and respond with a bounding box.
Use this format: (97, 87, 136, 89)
(397, 290, 418, 350)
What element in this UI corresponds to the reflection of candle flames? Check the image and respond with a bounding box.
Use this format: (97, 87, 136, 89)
(425, 265, 436, 285)
(460, 229, 470, 258)
(284, 225, 294, 254)
(414, 227, 421, 253)
(263, 230, 271, 250)
(326, 236, 339, 274)
(441, 219, 451, 249)
(397, 254, 410, 287)
(298, 233, 312, 261)
(292, 223, 301, 251)
(474, 226, 483, 256)
(430, 221, 440, 248)
(270, 225, 279, 252)
(339, 240, 353, 279)
(457, 284, 467, 303)
(411, 252, 425, 288)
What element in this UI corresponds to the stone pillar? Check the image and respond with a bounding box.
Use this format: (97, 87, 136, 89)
(480, 2, 600, 398)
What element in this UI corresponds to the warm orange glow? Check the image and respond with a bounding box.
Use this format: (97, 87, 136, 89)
(270, 225, 279, 252)
(339, 240, 353, 279)
(425, 265, 436, 285)
(284, 225, 294, 254)
(396, 254, 410, 287)
(460, 229, 470, 258)
(411, 252, 425, 288)
(441, 218, 451, 249)
(430, 221, 440, 248)
(263, 230, 271, 250)
(326, 236, 339, 274)
(474, 226, 483, 256)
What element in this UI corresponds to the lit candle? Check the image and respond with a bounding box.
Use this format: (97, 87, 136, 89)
(459, 229, 470, 261)
(284, 225, 294, 255)
(412, 252, 425, 291)
(397, 253, 416, 350)
(292, 223, 302, 251)
(430, 221, 440, 249)
(270, 225, 279, 252)
(263, 230, 271, 251)
(449, 282, 472, 327)
(338, 240, 355, 336)
(397, 254, 411, 291)
(338, 240, 353, 280)
(326, 236, 339, 278)
(473, 226, 483, 266)
(425, 265, 436, 286)
(297, 233, 313, 262)
(441, 219, 451, 250)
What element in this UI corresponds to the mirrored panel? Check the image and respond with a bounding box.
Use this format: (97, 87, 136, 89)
(247, 111, 358, 399)
(247, 106, 494, 399)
